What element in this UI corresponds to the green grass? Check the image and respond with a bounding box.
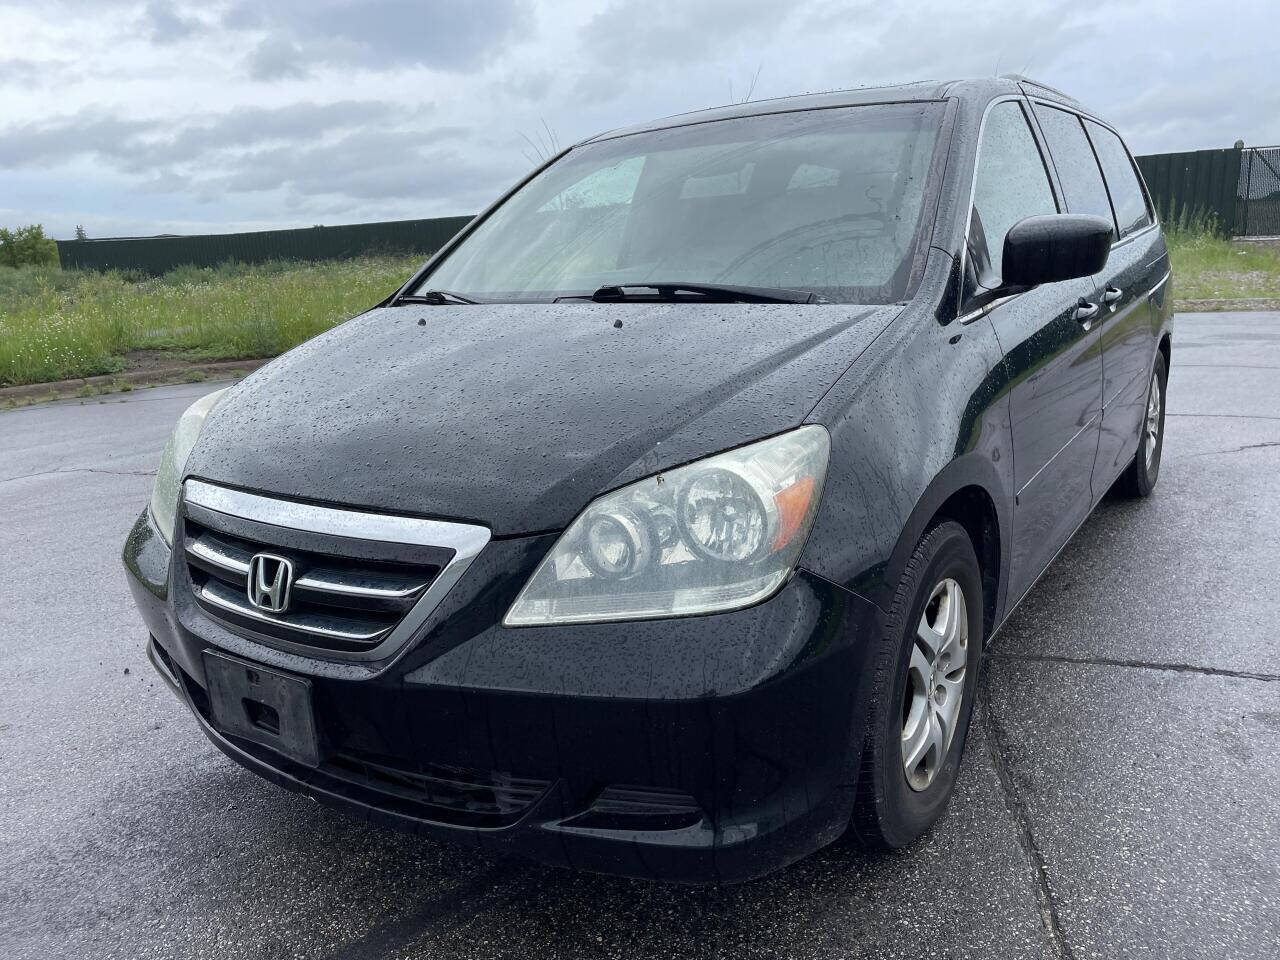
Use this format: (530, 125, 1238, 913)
(1165, 227, 1280, 302)
(0, 256, 421, 387)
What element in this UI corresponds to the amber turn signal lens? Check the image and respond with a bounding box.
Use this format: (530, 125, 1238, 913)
(772, 475, 817, 551)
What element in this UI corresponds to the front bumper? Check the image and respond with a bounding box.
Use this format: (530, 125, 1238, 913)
(124, 508, 881, 884)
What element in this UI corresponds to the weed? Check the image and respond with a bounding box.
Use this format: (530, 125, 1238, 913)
(1165, 227, 1280, 301)
(0, 255, 420, 386)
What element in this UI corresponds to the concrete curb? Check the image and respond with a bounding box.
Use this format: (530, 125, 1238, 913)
(1175, 297, 1280, 312)
(0, 358, 269, 404)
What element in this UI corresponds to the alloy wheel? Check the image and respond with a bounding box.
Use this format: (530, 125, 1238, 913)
(1144, 369, 1162, 470)
(901, 577, 969, 792)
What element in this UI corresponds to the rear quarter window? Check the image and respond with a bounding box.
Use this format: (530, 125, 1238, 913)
(1084, 120, 1152, 237)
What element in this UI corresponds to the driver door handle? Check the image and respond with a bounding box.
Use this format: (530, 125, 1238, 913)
(1103, 285, 1124, 305)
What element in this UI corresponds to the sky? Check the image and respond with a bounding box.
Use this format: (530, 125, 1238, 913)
(1, 0, 1276, 239)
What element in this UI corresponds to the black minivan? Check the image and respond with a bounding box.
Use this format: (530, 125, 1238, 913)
(124, 75, 1172, 883)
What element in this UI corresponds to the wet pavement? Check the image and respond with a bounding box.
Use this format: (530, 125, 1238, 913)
(2, 312, 1278, 959)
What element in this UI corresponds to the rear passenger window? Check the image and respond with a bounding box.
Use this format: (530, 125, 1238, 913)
(1033, 105, 1115, 229)
(971, 101, 1058, 280)
(1084, 121, 1151, 237)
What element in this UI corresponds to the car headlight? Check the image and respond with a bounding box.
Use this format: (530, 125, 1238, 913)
(149, 388, 229, 546)
(504, 425, 830, 626)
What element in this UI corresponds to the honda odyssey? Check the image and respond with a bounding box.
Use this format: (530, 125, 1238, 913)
(124, 75, 1173, 883)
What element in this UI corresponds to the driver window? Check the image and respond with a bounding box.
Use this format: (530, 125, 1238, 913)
(970, 102, 1058, 284)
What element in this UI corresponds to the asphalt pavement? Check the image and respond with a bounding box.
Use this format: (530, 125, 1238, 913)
(2, 312, 1278, 960)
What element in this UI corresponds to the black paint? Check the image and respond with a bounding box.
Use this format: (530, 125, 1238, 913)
(125, 76, 1175, 883)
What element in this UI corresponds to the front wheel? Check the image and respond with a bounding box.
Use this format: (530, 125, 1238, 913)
(850, 521, 983, 849)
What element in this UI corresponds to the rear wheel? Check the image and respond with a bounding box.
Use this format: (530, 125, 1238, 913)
(850, 521, 983, 849)
(1116, 352, 1167, 498)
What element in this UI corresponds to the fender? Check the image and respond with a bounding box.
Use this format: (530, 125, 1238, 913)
(799, 266, 1014, 630)
(877, 451, 1014, 635)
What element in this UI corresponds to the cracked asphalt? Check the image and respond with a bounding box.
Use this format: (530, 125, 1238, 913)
(2, 311, 1278, 959)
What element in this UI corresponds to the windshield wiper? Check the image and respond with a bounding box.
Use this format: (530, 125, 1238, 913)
(569, 282, 822, 304)
(395, 289, 477, 305)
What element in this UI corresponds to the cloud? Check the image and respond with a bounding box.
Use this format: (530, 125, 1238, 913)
(208, 128, 487, 203)
(245, 38, 308, 81)
(0, 101, 408, 171)
(580, 0, 789, 70)
(1, 0, 1275, 238)
(0, 112, 155, 169)
(0, 99, 502, 217)
(0, 57, 73, 88)
(140, 0, 202, 44)
(221, 0, 533, 78)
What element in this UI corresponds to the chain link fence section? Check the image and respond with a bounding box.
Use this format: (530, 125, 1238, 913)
(1238, 146, 1280, 238)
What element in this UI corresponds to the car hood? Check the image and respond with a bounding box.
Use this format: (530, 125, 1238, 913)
(187, 302, 899, 536)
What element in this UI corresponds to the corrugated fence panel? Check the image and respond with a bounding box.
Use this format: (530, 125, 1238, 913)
(50, 146, 1274, 272)
(56, 215, 474, 274)
(1135, 148, 1241, 234)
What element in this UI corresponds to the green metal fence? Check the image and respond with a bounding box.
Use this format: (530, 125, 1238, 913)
(56, 215, 473, 275)
(1135, 147, 1241, 234)
(48, 144, 1280, 275)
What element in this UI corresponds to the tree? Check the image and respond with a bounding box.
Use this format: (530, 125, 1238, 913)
(0, 224, 60, 268)
(74, 224, 88, 241)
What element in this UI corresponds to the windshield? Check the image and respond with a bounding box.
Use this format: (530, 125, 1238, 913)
(414, 102, 944, 304)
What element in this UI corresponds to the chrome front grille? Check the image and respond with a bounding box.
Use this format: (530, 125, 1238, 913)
(181, 479, 490, 659)
(186, 525, 434, 647)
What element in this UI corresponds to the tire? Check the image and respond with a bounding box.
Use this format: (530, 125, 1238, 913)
(1116, 351, 1167, 498)
(850, 521, 984, 850)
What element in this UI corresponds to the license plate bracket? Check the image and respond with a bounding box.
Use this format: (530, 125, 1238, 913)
(203, 650, 320, 767)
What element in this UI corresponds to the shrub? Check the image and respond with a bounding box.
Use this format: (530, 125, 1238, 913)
(0, 224, 60, 268)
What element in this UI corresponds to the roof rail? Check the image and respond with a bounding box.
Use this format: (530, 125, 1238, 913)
(998, 73, 1079, 103)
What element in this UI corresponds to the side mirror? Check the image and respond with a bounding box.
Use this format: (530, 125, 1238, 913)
(1002, 214, 1113, 287)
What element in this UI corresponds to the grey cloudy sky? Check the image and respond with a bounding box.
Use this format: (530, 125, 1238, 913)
(1, 0, 1275, 239)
